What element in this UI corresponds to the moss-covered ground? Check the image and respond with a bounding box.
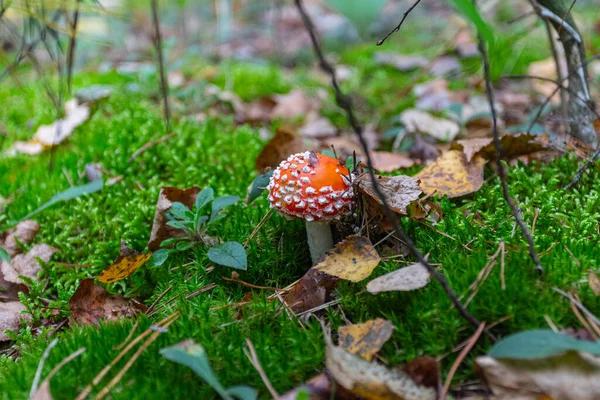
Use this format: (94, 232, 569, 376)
(1, 9, 600, 399)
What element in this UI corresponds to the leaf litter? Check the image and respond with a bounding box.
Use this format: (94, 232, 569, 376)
(97, 241, 152, 284)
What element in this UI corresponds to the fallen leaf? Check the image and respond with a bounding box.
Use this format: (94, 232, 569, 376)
(367, 262, 430, 294)
(374, 52, 428, 71)
(453, 28, 479, 58)
(0, 267, 26, 301)
(1, 244, 57, 284)
(429, 55, 461, 77)
(415, 150, 485, 197)
(255, 127, 306, 171)
(279, 373, 357, 400)
(368, 151, 415, 172)
(271, 89, 314, 119)
(414, 80, 452, 111)
(408, 134, 440, 162)
(6, 99, 90, 156)
(589, 270, 600, 296)
(75, 85, 112, 104)
(326, 332, 437, 400)
(356, 174, 422, 215)
(1, 220, 40, 258)
(241, 97, 277, 123)
(400, 109, 460, 142)
(299, 116, 337, 138)
(314, 236, 380, 283)
(69, 279, 143, 326)
(283, 268, 339, 313)
(0, 301, 30, 341)
(148, 186, 200, 251)
(97, 241, 151, 283)
(402, 356, 440, 390)
(451, 133, 548, 163)
(338, 318, 394, 361)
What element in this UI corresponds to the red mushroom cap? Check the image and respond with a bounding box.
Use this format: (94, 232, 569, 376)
(266, 151, 353, 222)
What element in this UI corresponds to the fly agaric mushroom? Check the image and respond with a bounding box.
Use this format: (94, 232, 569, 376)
(266, 151, 354, 264)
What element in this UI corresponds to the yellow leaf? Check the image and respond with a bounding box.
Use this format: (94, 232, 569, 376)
(338, 318, 394, 361)
(314, 236, 380, 282)
(415, 150, 485, 198)
(97, 243, 151, 283)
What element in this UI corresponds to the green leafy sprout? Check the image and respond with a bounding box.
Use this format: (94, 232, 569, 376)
(151, 188, 247, 270)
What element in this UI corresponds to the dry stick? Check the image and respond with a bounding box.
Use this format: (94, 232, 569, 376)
(553, 287, 600, 326)
(44, 347, 86, 381)
(113, 321, 139, 351)
(244, 339, 280, 399)
(128, 132, 176, 162)
(95, 316, 178, 399)
(564, 145, 600, 190)
(293, 0, 489, 338)
(150, 0, 171, 134)
(557, 0, 578, 36)
(376, 0, 422, 46)
(569, 299, 598, 340)
(147, 284, 174, 314)
(75, 313, 179, 400)
(441, 322, 486, 400)
(477, 32, 543, 275)
(29, 338, 59, 398)
(222, 276, 282, 292)
(244, 209, 274, 247)
(66, 0, 80, 94)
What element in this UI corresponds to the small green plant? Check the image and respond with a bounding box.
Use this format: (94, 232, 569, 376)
(150, 188, 247, 270)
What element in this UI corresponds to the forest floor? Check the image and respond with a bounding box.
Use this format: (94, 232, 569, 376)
(1, 1, 600, 399)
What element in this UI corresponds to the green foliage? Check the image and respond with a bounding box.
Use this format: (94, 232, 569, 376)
(245, 171, 273, 206)
(152, 188, 246, 269)
(160, 340, 257, 400)
(0, 248, 9, 262)
(446, 0, 494, 44)
(488, 330, 600, 359)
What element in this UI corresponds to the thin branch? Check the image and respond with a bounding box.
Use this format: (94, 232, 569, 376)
(557, 0, 578, 36)
(30, 338, 59, 398)
(244, 339, 280, 399)
(564, 146, 600, 190)
(376, 0, 422, 46)
(66, 0, 81, 94)
(294, 0, 490, 338)
(150, 0, 171, 134)
(543, 19, 568, 121)
(477, 26, 543, 274)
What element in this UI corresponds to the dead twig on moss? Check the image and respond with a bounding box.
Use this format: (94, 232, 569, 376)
(294, 0, 490, 338)
(244, 339, 280, 399)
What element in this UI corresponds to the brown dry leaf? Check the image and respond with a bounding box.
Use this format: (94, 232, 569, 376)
(338, 318, 394, 361)
(400, 109, 460, 142)
(271, 89, 314, 119)
(255, 126, 307, 171)
(283, 268, 339, 313)
(367, 262, 430, 294)
(356, 174, 422, 216)
(528, 58, 565, 104)
(588, 270, 600, 296)
(148, 186, 200, 251)
(97, 241, 151, 283)
(416, 150, 485, 197)
(1, 244, 58, 284)
(320, 136, 361, 160)
(402, 356, 441, 390)
(409, 134, 440, 162)
(0, 268, 26, 302)
(0, 301, 30, 341)
(69, 279, 142, 326)
(451, 133, 548, 163)
(374, 52, 428, 71)
(477, 352, 600, 400)
(6, 99, 90, 156)
(326, 333, 437, 400)
(314, 236, 380, 283)
(299, 116, 337, 139)
(368, 151, 415, 172)
(1, 220, 40, 258)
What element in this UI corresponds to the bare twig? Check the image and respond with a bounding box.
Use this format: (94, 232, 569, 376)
(553, 287, 600, 326)
(244, 339, 280, 399)
(557, 0, 578, 36)
(150, 0, 171, 133)
(441, 322, 486, 399)
(564, 145, 600, 190)
(66, 0, 81, 94)
(45, 347, 86, 381)
(477, 27, 543, 275)
(376, 0, 422, 46)
(30, 338, 59, 398)
(294, 0, 489, 338)
(128, 132, 175, 162)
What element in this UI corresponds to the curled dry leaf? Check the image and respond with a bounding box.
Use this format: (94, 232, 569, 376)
(366, 262, 430, 294)
(400, 109, 460, 142)
(338, 318, 394, 361)
(283, 268, 339, 314)
(356, 174, 422, 216)
(255, 127, 307, 171)
(477, 352, 600, 400)
(368, 151, 415, 172)
(314, 236, 380, 283)
(148, 186, 200, 251)
(0, 301, 30, 341)
(7, 99, 90, 156)
(415, 150, 485, 198)
(451, 133, 548, 163)
(1, 244, 58, 284)
(326, 333, 436, 400)
(69, 279, 144, 326)
(97, 241, 151, 283)
(1, 220, 40, 258)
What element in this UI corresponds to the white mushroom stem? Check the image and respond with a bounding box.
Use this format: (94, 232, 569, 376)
(305, 221, 333, 265)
